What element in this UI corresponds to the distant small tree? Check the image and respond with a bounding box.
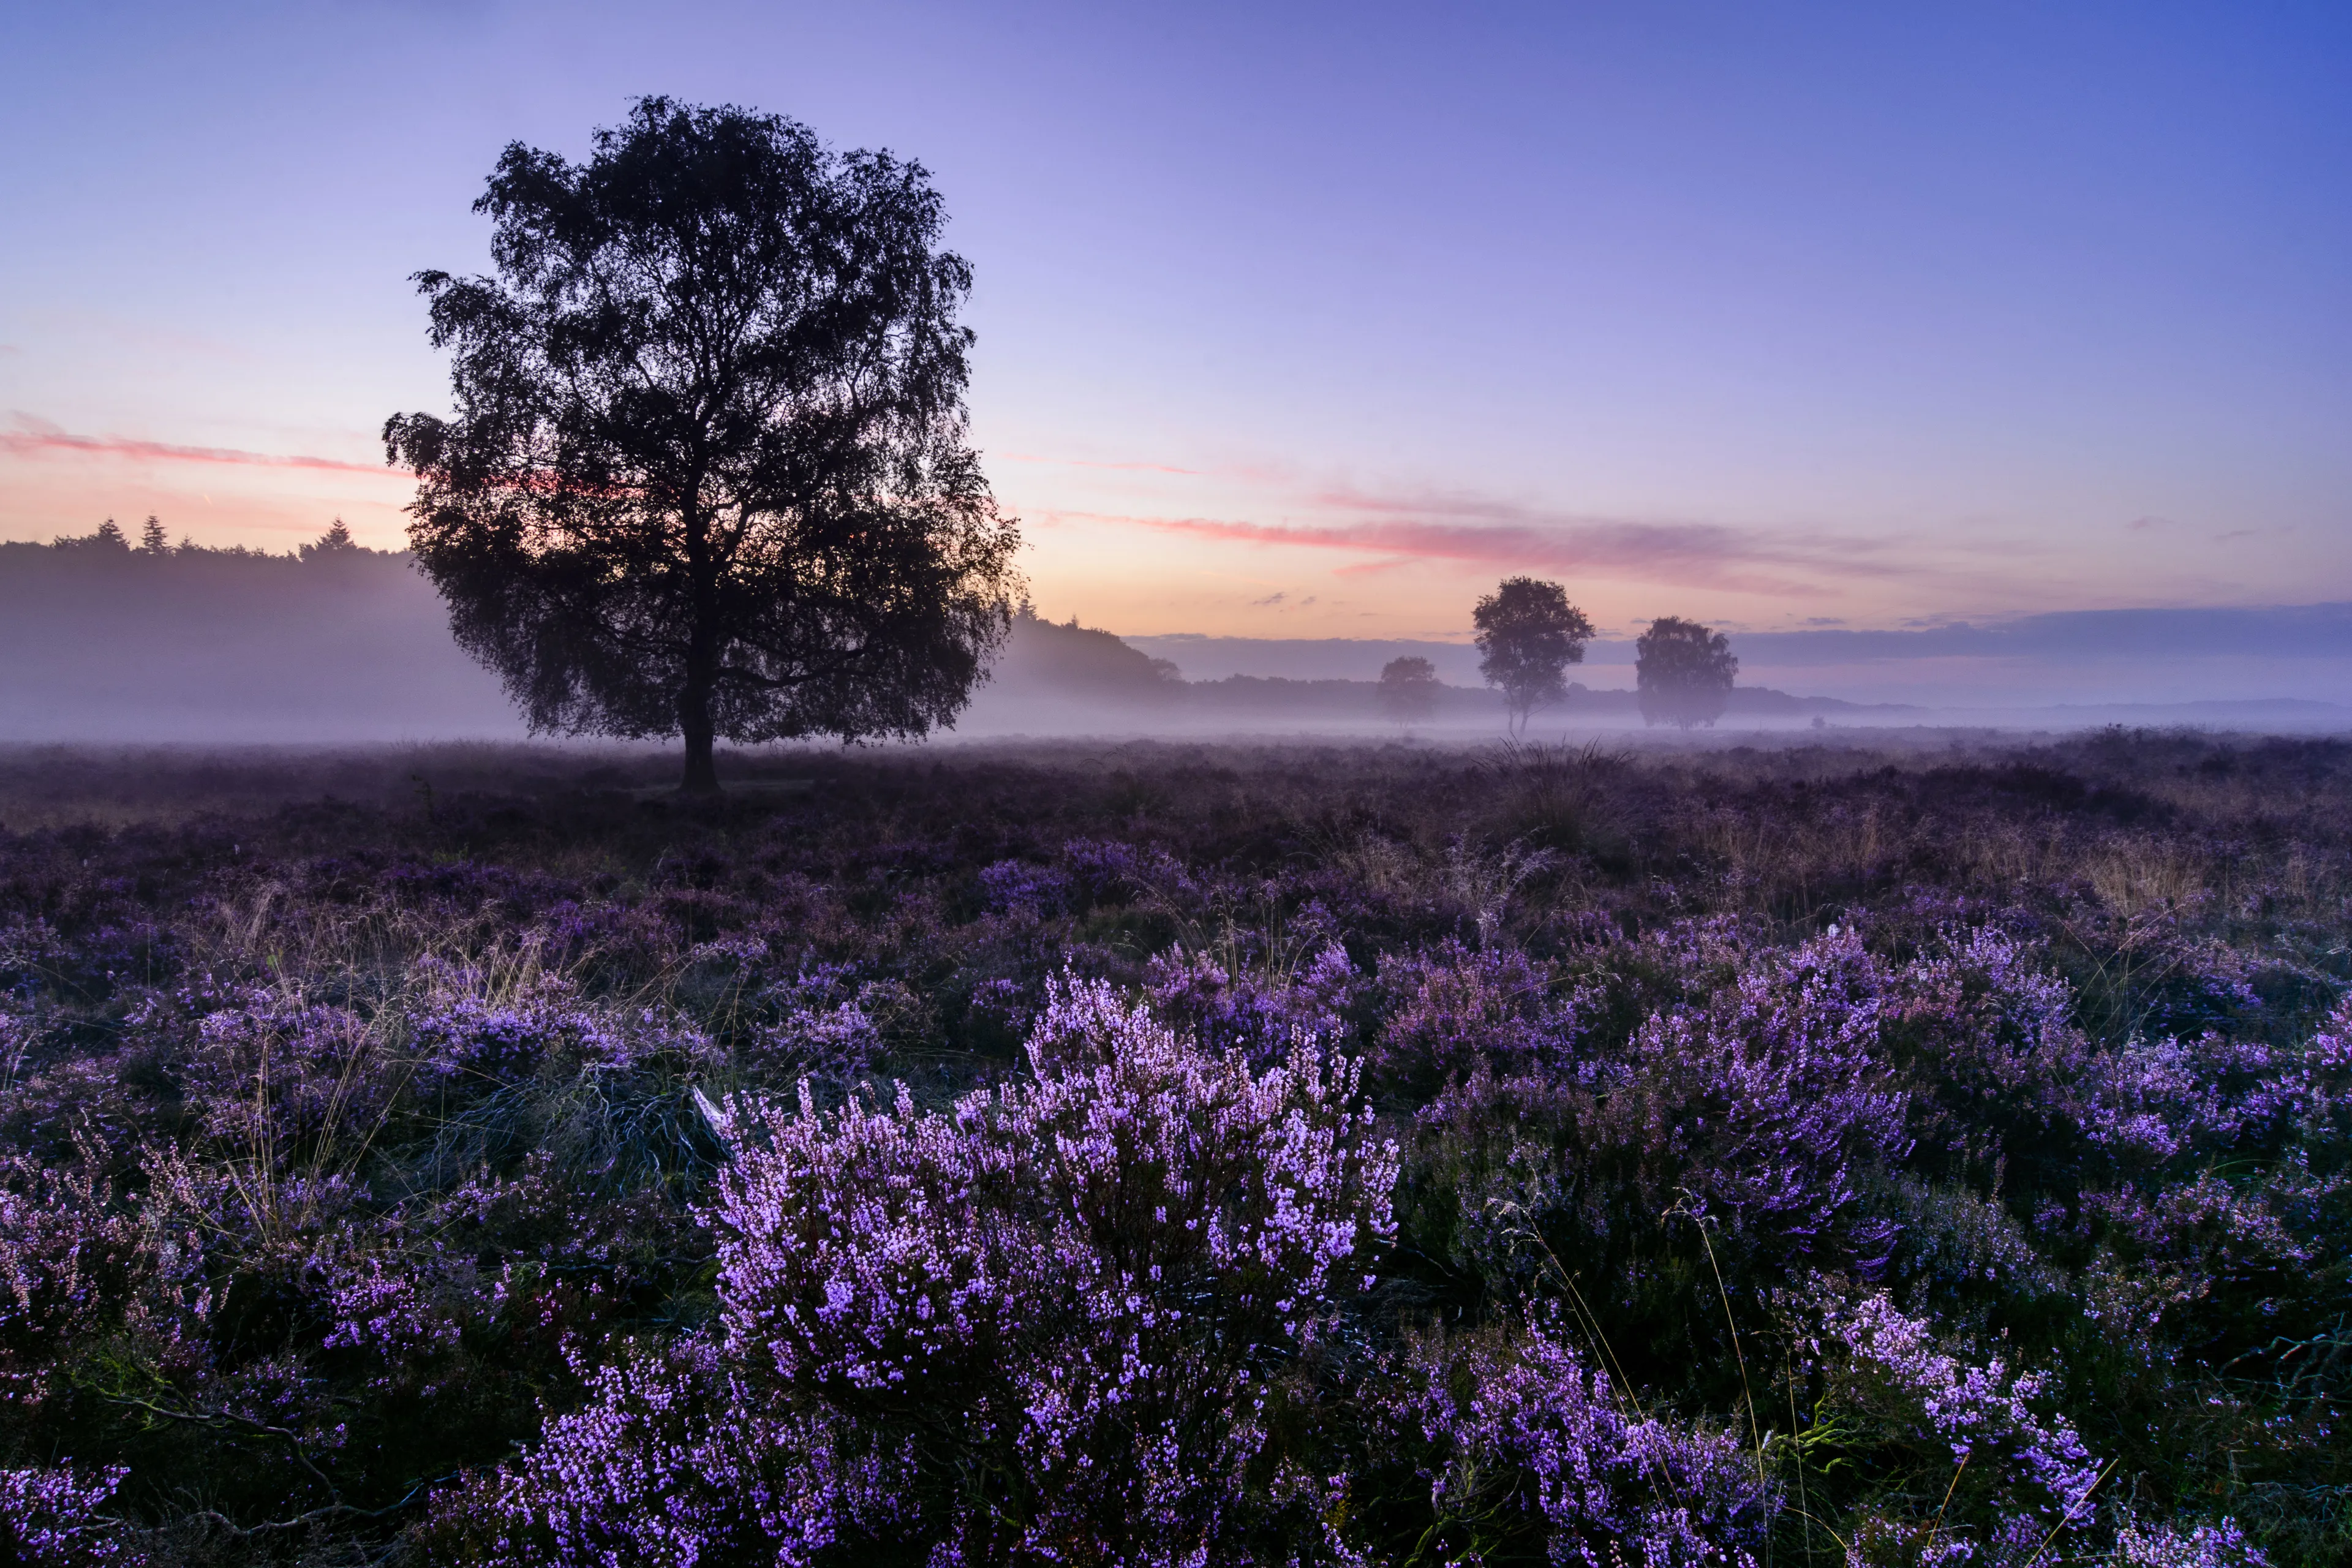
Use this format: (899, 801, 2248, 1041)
(384, 97, 1022, 794)
(1472, 578, 1594, 736)
(1377, 655, 1442, 728)
(300, 520, 362, 562)
(53, 519, 131, 553)
(138, 516, 170, 555)
(1635, 616, 1738, 729)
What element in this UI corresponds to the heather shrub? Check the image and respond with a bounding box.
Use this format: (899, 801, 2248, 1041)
(1618, 930, 1909, 1272)
(2294, 995, 2352, 1158)
(1141, 937, 1360, 1065)
(976, 857, 1072, 919)
(458, 979, 1399, 1565)
(0, 1463, 126, 1565)
(1791, 1291, 2103, 1540)
(1880, 922, 2098, 1193)
(1423, 929, 1912, 1360)
(1371, 938, 1579, 1101)
(738, 960, 908, 1079)
(1877, 1174, 2071, 1331)
(1370, 1313, 1776, 1566)
(428, 1339, 908, 1568)
(0, 1148, 177, 1412)
(2113, 1517, 2272, 1568)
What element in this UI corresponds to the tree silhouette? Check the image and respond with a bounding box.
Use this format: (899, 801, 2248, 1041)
(1377, 655, 1442, 728)
(61, 519, 131, 554)
(1472, 578, 1594, 736)
(1635, 616, 1738, 729)
(300, 520, 362, 563)
(384, 97, 1022, 794)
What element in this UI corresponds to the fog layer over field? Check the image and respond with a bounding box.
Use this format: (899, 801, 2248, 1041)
(3, 531, 2347, 742)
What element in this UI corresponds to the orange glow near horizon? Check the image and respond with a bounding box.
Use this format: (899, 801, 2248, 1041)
(6, 418, 2345, 641)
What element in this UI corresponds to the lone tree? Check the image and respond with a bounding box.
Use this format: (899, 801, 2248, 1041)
(1376, 655, 1442, 728)
(384, 97, 1022, 794)
(1635, 616, 1738, 728)
(1472, 577, 1594, 736)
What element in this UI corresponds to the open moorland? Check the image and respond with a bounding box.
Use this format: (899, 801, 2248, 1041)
(2, 730, 2348, 1566)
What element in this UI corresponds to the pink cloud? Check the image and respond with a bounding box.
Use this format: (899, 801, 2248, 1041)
(1003, 447, 1962, 597)
(2, 414, 401, 479)
(997, 451, 1201, 477)
(1043, 503, 1912, 597)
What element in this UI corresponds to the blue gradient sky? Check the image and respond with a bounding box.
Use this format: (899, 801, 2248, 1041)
(2, 1, 2346, 643)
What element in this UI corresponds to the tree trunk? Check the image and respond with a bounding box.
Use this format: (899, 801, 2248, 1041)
(680, 697, 719, 795)
(679, 609, 721, 794)
(679, 500, 722, 796)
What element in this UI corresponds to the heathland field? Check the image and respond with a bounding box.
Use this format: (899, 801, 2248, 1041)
(2, 732, 2347, 1566)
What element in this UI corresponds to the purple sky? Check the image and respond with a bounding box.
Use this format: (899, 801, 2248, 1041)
(2, 1, 2347, 647)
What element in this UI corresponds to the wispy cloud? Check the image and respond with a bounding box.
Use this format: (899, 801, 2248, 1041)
(2, 414, 400, 478)
(998, 451, 1200, 477)
(1044, 502, 1913, 597)
(1012, 445, 1953, 595)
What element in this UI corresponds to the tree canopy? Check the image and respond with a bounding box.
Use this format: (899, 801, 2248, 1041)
(1635, 616, 1738, 728)
(383, 97, 1022, 793)
(1472, 578, 1594, 736)
(1377, 655, 1442, 726)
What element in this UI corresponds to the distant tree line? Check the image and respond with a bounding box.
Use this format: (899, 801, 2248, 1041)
(9, 518, 392, 565)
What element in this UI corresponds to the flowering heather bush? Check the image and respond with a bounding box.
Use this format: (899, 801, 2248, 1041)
(976, 857, 1073, 919)
(179, 989, 400, 1150)
(2295, 996, 2352, 1155)
(1376, 1314, 1776, 1566)
(1058, 836, 1198, 910)
(405, 970, 639, 1082)
(1422, 929, 1910, 1339)
(1372, 938, 1581, 1101)
(0, 1152, 178, 1411)
(438, 1340, 907, 1567)
(458, 977, 1398, 1564)
(0, 733, 2344, 1563)
(2114, 1518, 2272, 1568)
(1621, 930, 1910, 1269)
(2080, 1028, 2304, 1169)
(0, 1462, 126, 1564)
(1801, 1291, 2102, 1527)
(690, 956, 886, 1078)
(1880, 922, 2099, 1188)
(1142, 938, 1360, 1065)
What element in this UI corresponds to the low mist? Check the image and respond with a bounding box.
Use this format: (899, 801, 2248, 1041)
(2, 529, 2346, 745)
